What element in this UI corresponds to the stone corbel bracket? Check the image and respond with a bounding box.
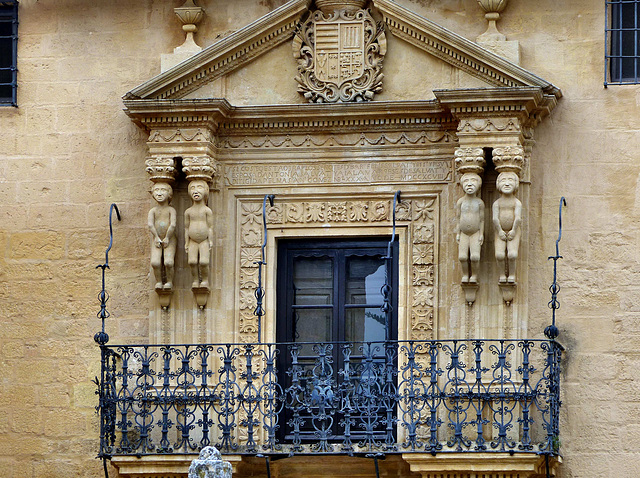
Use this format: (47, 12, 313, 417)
(434, 87, 558, 143)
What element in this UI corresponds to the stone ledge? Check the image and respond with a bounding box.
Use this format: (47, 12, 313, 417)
(110, 454, 242, 478)
(401, 452, 562, 478)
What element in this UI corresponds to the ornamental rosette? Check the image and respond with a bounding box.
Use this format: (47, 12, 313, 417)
(292, 8, 387, 103)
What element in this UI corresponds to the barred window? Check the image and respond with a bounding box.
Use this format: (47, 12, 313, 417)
(0, 1, 17, 106)
(606, 0, 640, 85)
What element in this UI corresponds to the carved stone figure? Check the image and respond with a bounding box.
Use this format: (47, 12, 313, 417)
(455, 173, 484, 283)
(492, 171, 522, 283)
(148, 182, 177, 290)
(188, 446, 231, 478)
(185, 179, 214, 289)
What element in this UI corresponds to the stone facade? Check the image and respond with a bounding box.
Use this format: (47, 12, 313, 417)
(0, 1, 637, 478)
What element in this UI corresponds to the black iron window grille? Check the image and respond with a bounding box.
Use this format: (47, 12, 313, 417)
(0, 1, 17, 106)
(606, 0, 640, 85)
(96, 338, 562, 458)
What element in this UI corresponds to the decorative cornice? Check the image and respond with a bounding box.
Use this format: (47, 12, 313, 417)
(434, 87, 557, 127)
(125, 0, 312, 100)
(373, 0, 561, 100)
(124, 98, 457, 134)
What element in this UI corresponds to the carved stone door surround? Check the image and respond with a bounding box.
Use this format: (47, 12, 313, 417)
(124, 89, 557, 344)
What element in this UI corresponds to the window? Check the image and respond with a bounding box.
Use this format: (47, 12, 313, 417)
(276, 237, 398, 443)
(0, 1, 17, 106)
(606, 0, 640, 84)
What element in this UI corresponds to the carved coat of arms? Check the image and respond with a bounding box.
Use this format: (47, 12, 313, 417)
(293, 8, 387, 103)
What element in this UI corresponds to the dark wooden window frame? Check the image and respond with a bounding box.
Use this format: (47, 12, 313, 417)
(606, 0, 640, 85)
(0, 1, 17, 106)
(276, 236, 399, 443)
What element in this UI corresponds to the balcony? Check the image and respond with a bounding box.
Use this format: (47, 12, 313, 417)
(96, 338, 561, 477)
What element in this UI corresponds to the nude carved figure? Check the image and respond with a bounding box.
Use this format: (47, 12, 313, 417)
(148, 182, 177, 290)
(455, 173, 485, 283)
(184, 179, 214, 288)
(492, 172, 522, 283)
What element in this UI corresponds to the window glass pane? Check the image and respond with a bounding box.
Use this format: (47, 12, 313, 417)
(345, 256, 384, 305)
(0, 84, 10, 99)
(0, 38, 11, 69)
(0, 68, 10, 84)
(292, 257, 333, 306)
(621, 30, 637, 55)
(0, 21, 12, 37)
(622, 3, 637, 29)
(292, 308, 332, 355)
(345, 307, 387, 343)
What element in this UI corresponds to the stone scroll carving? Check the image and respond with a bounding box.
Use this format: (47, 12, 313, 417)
(292, 6, 387, 103)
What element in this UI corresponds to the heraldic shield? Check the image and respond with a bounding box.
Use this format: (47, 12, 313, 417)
(293, 8, 387, 103)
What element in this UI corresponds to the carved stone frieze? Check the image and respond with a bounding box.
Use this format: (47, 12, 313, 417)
(149, 128, 213, 144)
(293, 7, 387, 103)
(223, 160, 453, 187)
(458, 118, 519, 134)
(236, 195, 437, 343)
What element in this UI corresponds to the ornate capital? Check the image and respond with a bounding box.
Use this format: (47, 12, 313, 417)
(454, 147, 485, 175)
(292, 7, 387, 103)
(492, 145, 524, 174)
(145, 156, 177, 183)
(182, 155, 217, 182)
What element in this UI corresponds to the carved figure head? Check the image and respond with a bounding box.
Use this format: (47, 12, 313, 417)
(496, 171, 519, 194)
(460, 173, 482, 195)
(188, 179, 209, 202)
(151, 182, 173, 203)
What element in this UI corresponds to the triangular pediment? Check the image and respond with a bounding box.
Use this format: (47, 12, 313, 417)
(125, 0, 560, 105)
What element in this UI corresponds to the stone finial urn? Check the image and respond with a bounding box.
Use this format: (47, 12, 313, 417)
(477, 0, 508, 41)
(315, 0, 367, 14)
(174, 0, 204, 54)
(175, 0, 204, 32)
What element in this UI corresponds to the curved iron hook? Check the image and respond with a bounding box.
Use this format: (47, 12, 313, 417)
(545, 197, 566, 340)
(381, 191, 401, 341)
(95, 203, 121, 345)
(254, 194, 274, 344)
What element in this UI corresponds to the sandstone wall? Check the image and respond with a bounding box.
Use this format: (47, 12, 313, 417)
(0, 1, 637, 477)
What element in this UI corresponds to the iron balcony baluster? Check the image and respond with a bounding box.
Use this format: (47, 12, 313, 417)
(97, 339, 561, 458)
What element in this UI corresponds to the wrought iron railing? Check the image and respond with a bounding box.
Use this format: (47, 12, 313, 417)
(96, 339, 562, 458)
